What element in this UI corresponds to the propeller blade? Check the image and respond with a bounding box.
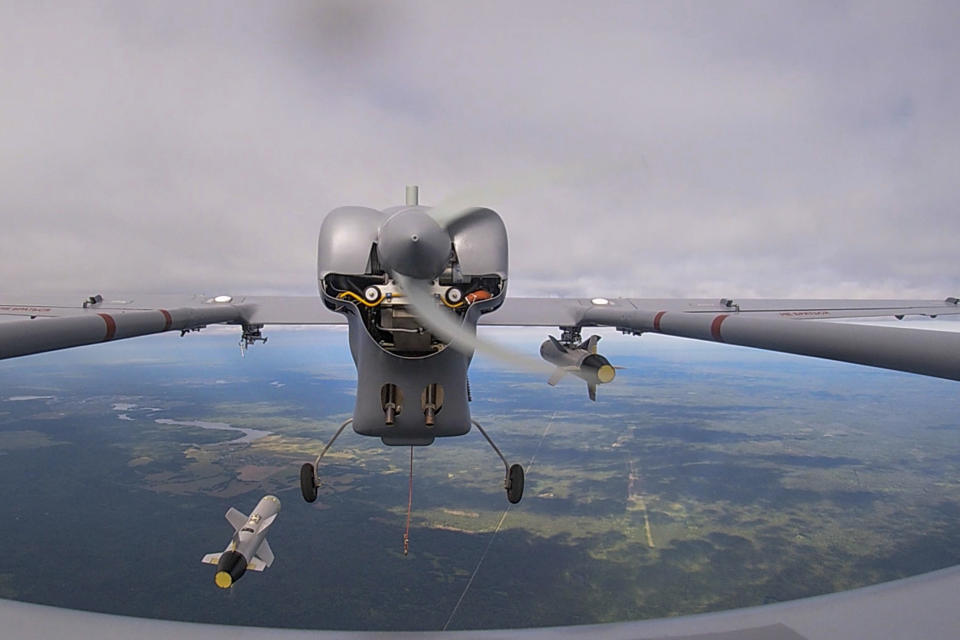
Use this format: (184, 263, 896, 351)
(394, 273, 551, 376)
(388, 169, 637, 379)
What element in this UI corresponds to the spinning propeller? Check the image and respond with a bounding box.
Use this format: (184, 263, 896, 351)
(376, 186, 555, 377)
(377, 185, 621, 397)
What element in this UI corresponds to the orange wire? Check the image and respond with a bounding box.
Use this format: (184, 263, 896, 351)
(403, 446, 413, 556)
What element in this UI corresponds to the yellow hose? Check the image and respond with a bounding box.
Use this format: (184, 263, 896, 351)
(338, 289, 454, 310)
(337, 291, 384, 307)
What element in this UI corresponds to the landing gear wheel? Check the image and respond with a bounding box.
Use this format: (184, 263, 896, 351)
(506, 463, 524, 504)
(300, 463, 318, 503)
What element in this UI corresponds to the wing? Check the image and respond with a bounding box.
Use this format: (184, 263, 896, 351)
(0, 293, 344, 360)
(482, 296, 960, 326)
(245, 557, 268, 572)
(6, 292, 960, 382)
(254, 539, 275, 569)
(480, 296, 960, 382)
(224, 508, 248, 532)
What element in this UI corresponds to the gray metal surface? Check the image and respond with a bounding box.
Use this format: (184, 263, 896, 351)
(316, 206, 386, 281)
(0, 304, 251, 360)
(444, 207, 509, 279)
(583, 306, 960, 382)
(2, 563, 960, 638)
(4, 295, 956, 327)
(314, 202, 508, 291)
(243, 296, 344, 325)
(344, 306, 473, 445)
(4, 294, 960, 379)
(0, 294, 344, 325)
(482, 297, 960, 327)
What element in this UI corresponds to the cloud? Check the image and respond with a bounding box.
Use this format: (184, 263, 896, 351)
(1, 1, 958, 301)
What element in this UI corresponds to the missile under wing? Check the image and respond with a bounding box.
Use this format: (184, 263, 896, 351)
(540, 334, 619, 401)
(202, 495, 280, 589)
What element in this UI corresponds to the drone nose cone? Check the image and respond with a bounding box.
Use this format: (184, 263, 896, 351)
(378, 208, 451, 280)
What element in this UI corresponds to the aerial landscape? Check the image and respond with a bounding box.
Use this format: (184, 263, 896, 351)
(1, 327, 958, 630)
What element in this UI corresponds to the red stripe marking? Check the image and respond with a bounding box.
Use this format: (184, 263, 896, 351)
(160, 309, 172, 331)
(98, 313, 117, 341)
(710, 314, 728, 342)
(653, 311, 666, 332)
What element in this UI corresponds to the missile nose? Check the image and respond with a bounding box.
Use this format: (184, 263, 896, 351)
(215, 571, 233, 589)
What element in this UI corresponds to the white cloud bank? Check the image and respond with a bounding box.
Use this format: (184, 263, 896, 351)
(2, 1, 958, 301)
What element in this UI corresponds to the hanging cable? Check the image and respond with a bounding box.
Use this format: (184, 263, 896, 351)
(403, 446, 413, 556)
(442, 411, 557, 631)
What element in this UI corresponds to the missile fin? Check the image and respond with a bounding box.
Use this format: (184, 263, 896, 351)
(583, 335, 601, 354)
(246, 557, 267, 572)
(255, 539, 275, 568)
(547, 368, 566, 386)
(259, 513, 279, 532)
(587, 382, 597, 402)
(225, 507, 248, 531)
(201, 552, 222, 565)
(548, 335, 568, 353)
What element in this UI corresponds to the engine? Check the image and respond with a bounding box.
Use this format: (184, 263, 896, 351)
(315, 191, 509, 358)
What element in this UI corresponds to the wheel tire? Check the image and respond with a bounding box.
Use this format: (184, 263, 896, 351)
(506, 464, 524, 504)
(300, 463, 318, 503)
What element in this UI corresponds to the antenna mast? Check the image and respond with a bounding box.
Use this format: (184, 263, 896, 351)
(405, 185, 419, 206)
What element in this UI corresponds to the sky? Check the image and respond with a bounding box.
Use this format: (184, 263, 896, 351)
(2, 1, 959, 300)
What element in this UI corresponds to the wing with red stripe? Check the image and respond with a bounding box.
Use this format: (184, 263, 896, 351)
(0, 293, 345, 360)
(481, 296, 960, 326)
(480, 296, 960, 383)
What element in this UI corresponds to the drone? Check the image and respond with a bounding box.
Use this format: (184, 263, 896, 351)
(3, 185, 960, 509)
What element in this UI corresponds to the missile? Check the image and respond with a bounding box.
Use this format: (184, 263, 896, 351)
(202, 495, 280, 589)
(540, 335, 619, 401)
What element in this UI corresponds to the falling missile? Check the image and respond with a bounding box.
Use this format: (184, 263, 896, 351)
(202, 495, 280, 589)
(540, 335, 619, 401)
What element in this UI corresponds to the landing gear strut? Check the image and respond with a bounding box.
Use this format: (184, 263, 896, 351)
(300, 418, 353, 503)
(471, 419, 525, 504)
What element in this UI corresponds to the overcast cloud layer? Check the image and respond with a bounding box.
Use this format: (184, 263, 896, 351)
(2, 1, 958, 300)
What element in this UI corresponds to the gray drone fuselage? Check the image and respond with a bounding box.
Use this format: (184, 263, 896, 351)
(316, 203, 508, 446)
